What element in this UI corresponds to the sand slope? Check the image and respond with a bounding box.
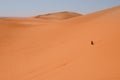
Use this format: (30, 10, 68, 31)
(0, 6, 120, 80)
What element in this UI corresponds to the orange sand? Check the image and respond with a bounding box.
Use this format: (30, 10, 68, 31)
(0, 6, 120, 80)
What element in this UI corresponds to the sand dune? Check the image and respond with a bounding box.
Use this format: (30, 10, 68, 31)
(34, 11, 82, 20)
(0, 6, 120, 80)
(0, 11, 81, 25)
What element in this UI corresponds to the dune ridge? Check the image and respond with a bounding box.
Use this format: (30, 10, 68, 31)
(34, 11, 82, 20)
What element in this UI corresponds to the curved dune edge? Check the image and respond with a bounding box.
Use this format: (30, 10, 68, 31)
(0, 6, 120, 80)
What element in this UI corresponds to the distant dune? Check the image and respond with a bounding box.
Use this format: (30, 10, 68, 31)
(0, 6, 120, 80)
(34, 11, 82, 20)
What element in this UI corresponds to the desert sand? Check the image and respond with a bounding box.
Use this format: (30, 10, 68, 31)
(0, 6, 120, 80)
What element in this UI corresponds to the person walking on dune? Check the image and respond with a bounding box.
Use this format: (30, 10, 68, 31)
(91, 41, 94, 45)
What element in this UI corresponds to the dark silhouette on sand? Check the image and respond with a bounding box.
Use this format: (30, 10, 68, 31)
(91, 41, 94, 45)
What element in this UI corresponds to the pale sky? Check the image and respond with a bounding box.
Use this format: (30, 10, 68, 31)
(0, 0, 120, 17)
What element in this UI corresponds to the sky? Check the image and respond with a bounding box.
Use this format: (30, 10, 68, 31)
(0, 0, 120, 17)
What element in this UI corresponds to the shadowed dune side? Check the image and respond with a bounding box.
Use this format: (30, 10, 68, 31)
(0, 6, 120, 80)
(0, 17, 56, 26)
